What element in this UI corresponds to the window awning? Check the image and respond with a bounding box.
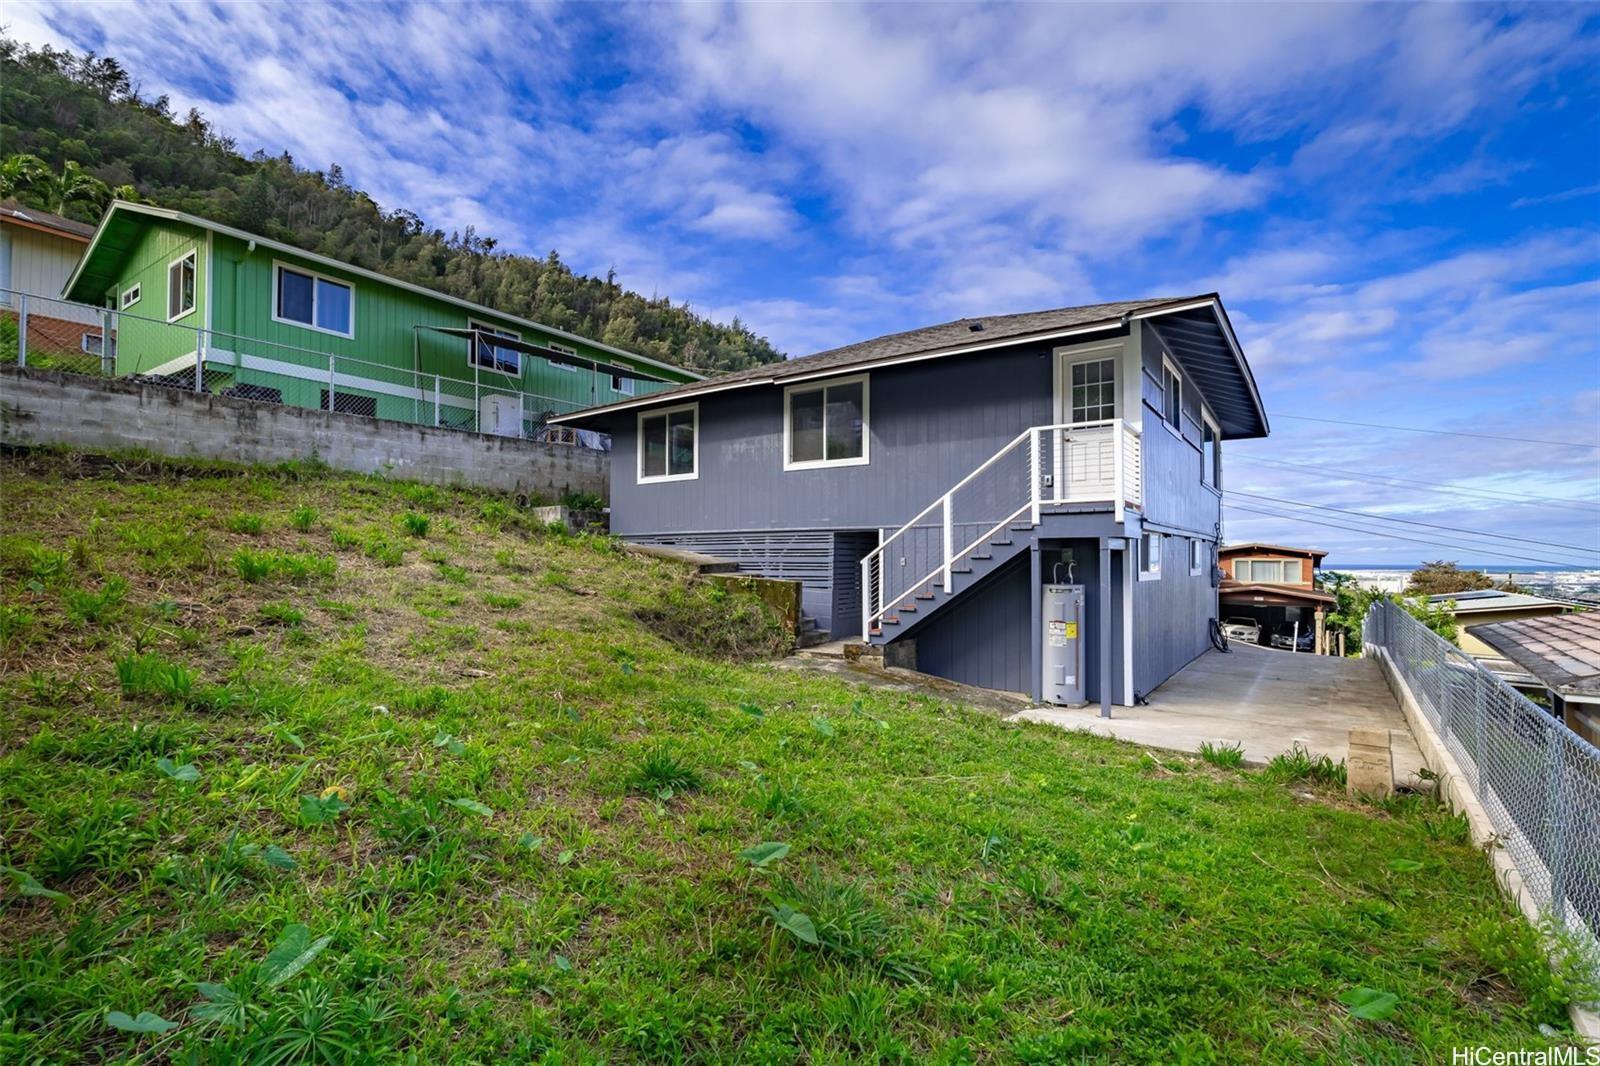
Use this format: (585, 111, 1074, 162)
(417, 326, 666, 382)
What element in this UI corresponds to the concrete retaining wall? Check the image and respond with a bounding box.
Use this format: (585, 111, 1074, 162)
(0, 366, 607, 500)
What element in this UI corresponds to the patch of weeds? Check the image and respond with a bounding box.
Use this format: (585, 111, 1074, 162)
(560, 490, 604, 512)
(540, 567, 581, 594)
(366, 537, 405, 567)
(235, 548, 337, 585)
(401, 512, 431, 538)
(625, 746, 704, 802)
(479, 500, 513, 531)
(636, 579, 789, 661)
(483, 592, 522, 610)
(226, 512, 266, 535)
(1265, 744, 1347, 788)
(330, 527, 361, 551)
(754, 779, 810, 821)
(1198, 740, 1245, 770)
(290, 505, 318, 532)
(30, 798, 147, 881)
(1, 603, 39, 647)
(768, 872, 924, 981)
(435, 562, 469, 585)
(63, 577, 129, 626)
(116, 652, 198, 702)
(259, 602, 306, 628)
(492, 547, 525, 572)
(402, 484, 445, 511)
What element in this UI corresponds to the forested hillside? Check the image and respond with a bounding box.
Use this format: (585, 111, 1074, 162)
(0, 38, 785, 373)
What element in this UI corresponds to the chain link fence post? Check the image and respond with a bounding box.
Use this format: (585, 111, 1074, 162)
(16, 293, 27, 367)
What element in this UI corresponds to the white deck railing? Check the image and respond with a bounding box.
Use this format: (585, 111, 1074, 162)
(861, 420, 1141, 635)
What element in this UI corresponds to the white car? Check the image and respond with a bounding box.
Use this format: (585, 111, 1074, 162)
(1222, 617, 1261, 644)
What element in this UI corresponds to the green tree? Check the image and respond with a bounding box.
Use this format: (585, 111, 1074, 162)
(1323, 571, 1460, 653)
(0, 152, 50, 200)
(38, 159, 110, 216)
(1404, 560, 1494, 597)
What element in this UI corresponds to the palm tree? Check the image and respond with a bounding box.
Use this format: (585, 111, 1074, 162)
(39, 161, 111, 216)
(0, 153, 51, 201)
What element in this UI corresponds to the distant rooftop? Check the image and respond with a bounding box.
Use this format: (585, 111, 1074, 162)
(1220, 542, 1327, 560)
(0, 200, 95, 241)
(1428, 590, 1567, 613)
(1472, 612, 1600, 698)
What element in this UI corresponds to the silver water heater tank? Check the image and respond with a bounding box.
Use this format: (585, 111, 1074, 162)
(1041, 584, 1086, 705)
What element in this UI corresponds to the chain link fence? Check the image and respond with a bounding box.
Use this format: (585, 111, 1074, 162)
(2, 287, 609, 448)
(1365, 599, 1599, 975)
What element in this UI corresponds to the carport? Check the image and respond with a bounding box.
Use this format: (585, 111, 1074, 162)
(1014, 644, 1426, 782)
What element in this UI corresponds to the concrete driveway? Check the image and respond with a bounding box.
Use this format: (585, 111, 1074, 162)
(1013, 645, 1427, 784)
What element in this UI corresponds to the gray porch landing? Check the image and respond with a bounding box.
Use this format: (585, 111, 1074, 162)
(1011, 645, 1427, 783)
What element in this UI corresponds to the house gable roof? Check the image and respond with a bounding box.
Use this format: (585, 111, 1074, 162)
(552, 294, 1269, 439)
(60, 201, 702, 382)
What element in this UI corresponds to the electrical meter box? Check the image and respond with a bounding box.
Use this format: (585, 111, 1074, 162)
(1041, 584, 1086, 705)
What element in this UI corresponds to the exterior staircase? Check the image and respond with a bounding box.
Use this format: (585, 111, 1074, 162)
(863, 419, 1142, 645)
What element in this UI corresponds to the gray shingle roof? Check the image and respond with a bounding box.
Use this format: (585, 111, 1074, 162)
(557, 295, 1205, 419)
(1473, 611, 1600, 696)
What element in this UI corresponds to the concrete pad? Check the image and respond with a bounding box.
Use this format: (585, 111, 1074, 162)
(1011, 645, 1428, 784)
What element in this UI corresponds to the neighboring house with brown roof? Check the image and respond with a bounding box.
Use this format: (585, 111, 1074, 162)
(556, 294, 1269, 710)
(1473, 611, 1600, 747)
(1, 201, 104, 355)
(1428, 590, 1573, 684)
(1217, 543, 1335, 651)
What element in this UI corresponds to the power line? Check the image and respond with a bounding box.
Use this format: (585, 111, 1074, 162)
(1223, 501, 1592, 570)
(1234, 454, 1600, 514)
(1275, 413, 1600, 451)
(1225, 489, 1600, 558)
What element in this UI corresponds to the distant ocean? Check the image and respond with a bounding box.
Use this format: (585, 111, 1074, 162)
(1324, 565, 1600, 597)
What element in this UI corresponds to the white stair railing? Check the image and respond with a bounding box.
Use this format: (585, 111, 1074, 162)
(861, 419, 1140, 635)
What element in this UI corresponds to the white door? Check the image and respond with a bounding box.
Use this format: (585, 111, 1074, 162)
(1057, 355, 1118, 502)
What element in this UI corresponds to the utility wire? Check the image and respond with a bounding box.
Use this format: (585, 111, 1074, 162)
(1225, 489, 1600, 558)
(1275, 413, 1600, 451)
(1233, 454, 1600, 514)
(1223, 501, 1590, 570)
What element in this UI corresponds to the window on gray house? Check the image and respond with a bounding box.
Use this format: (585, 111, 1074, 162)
(1202, 417, 1220, 487)
(639, 406, 697, 481)
(786, 377, 867, 467)
(1161, 359, 1182, 426)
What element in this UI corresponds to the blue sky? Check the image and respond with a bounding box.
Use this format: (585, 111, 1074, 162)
(13, 1, 1600, 567)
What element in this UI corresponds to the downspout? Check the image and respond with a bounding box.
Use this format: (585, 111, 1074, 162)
(1099, 538, 1112, 718)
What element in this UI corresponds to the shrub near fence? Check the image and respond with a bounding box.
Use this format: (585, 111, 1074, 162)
(1365, 598, 1600, 978)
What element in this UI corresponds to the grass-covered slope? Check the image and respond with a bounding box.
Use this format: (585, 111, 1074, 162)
(0, 450, 1587, 1062)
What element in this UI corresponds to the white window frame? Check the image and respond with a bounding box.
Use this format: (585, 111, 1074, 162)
(271, 260, 355, 339)
(1139, 532, 1162, 581)
(782, 373, 871, 471)
(468, 318, 521, 377)
(119, 283, 141, 310)
(1201, 410, 1221, 491)
(611, 372, 636, 396)
(636, 402, 699, 484)
(546, 342, 580, 372)
(1190, 538, 1205, 576)
(81, 331, 114, 357)
(1160, 355, 1182, 430)
(166, 251, 196, 322)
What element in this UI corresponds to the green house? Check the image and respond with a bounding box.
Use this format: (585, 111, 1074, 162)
(61, 201, 701, 437)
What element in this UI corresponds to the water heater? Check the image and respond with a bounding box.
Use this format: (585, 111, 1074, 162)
(1041, 584, 1086, 706)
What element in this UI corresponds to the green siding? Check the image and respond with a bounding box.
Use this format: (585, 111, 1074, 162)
(200, 232, 686, 420)
(106, 223, 206, 376)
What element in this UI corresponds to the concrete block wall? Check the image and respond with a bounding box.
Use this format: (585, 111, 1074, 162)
(0, 366, 607, 501)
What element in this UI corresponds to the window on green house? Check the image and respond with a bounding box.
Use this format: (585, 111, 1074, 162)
(167, 253, 195, 321)
(547, 342, 579, 373)
(611, 373, 636, 396)
(274, 264, 353, 337)
(469, 320, 521, 375)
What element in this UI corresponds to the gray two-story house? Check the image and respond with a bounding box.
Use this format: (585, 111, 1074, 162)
(554, 295, 1268, 710)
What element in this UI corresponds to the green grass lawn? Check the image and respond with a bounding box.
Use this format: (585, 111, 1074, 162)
(0, 449, 1590, 1062)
